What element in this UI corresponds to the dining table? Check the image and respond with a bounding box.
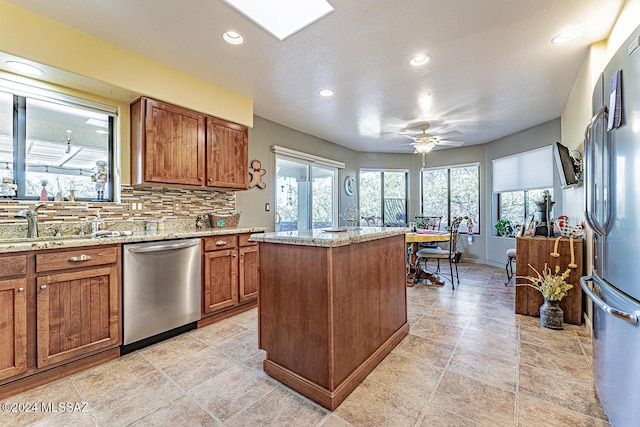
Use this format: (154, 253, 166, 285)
(405, 230, 450, 286)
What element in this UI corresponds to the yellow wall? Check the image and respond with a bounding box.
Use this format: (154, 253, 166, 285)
(0, 0, 253, 188)
(0, 1, 252, 127)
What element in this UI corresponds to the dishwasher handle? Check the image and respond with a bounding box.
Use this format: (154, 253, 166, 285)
(127, 240, 199, 253)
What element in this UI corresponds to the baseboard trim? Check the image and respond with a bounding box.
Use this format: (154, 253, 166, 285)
(263, 322, 409, 410)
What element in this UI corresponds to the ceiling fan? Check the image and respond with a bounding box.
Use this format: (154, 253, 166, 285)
(399, 123, 464, 153)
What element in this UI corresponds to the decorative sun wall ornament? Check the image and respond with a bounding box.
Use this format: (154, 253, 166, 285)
(249, 159, 266, 189)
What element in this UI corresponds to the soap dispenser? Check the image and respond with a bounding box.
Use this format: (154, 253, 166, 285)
(91, 211, 104, 233)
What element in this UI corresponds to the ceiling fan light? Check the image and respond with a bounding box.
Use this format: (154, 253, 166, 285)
(413, 141, 435, 154)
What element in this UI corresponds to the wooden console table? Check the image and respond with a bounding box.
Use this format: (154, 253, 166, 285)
(515, 236, 583, 325)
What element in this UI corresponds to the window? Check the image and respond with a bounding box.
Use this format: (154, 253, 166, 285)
(273, 146, 341, 231)
(492, 146, 554, 232)
(421, 164, 480, 233)
(359, 170, 408, 227)
(0, 84, 115, 201)
(499, 189, 553, 227)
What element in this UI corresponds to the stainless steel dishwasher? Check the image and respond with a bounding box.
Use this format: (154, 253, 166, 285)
(122, 238, 201, 350)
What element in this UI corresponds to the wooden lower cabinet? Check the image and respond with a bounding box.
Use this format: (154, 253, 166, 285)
(36, 266, 120, 368)
(202, 233, 259, 318)
(0, 277, 28, 381)
(0, 245, 121, 397)
(239, 245, 259, 302)
(203, 249, 238, 313)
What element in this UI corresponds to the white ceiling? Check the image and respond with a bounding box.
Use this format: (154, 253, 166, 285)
(3, 0, 625, 153)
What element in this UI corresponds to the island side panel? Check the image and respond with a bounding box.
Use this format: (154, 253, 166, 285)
(331, 234, 407, 387)
(258, 243, 330, 388)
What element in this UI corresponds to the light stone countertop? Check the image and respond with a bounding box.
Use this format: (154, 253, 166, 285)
(248, 226, 409, 247)
(0, 227, 269, 253)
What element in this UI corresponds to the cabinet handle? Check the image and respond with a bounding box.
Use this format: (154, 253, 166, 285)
(18, 287, 24, 293)
(233, 254, 237, 257)
(215, 240, 227, 246)
(40, 285, 47, 290)
(199, 177, 204, 181)
(208, 178, 212, 182)
(69, 254, 92, 262)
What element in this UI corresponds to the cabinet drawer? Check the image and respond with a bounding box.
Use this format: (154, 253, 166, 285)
(239, 233, 258, 247)
(0, 255, 27, 278)
(203, 235, 238, 252)
(36, 246, 118, 273)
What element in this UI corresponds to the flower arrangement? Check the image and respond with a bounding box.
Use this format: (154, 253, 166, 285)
(518, 263, 573, 301)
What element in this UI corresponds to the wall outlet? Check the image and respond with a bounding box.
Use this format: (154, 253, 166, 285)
(173, 201, 182, 213)
(129, 200, 143, 214)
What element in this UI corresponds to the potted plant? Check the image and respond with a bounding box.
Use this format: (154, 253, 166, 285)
(495, 219, 514, 237)
(518, 263, 573, 329)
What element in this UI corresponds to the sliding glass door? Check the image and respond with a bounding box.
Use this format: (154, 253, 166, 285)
(275, 155, 337, 231)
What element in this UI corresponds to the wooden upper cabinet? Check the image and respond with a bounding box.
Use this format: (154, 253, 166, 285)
(206, 117, 248, 190)
(131, 97, 248, 190)
(131, 97, 205, 186)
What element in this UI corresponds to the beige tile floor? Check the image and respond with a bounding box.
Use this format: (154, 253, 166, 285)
(1, 264, 609, 426)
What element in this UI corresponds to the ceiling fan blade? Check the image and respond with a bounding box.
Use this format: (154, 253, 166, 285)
(431, 130, 462, 139)
(436, 140, 465, 147)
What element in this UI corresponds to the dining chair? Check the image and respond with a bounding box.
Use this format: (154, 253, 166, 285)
(413, 216, 465, 289)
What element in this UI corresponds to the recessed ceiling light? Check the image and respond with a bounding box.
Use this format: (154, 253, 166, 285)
(551, 29, 580, 44)
(223, 31, 244, 45)
(410, 54, 431, 66)
(319, 89, 334, 97)
(224, 0, 334, 41)
(5, 61, 44, 76)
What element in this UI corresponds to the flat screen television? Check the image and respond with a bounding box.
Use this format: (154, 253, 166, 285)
(553, 141, 581, 188)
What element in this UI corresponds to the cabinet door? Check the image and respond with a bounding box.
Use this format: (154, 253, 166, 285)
(0, 278, 28, 381)
(36, 266, 120, 368)
(144, 99, 205, 185)
(206, 117, 248, 189)
(239, 245, 259, 302)
(203, 249, 238, 314)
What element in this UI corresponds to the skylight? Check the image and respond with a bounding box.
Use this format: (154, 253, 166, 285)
(224, 0, 334, 41)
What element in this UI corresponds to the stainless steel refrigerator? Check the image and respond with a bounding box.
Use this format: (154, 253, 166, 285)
(581, 23, 640, 427)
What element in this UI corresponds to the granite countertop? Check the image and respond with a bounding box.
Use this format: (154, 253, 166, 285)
(0, 226, 269, 253)
(249, 226, 409, 247)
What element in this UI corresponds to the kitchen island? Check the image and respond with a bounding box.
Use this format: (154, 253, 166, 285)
(250, 227, 409, 409)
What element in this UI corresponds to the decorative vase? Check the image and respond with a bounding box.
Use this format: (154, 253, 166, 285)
(540, 298, 564, 329)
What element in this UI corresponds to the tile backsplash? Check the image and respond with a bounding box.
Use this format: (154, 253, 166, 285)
(0, 184, 236, 227)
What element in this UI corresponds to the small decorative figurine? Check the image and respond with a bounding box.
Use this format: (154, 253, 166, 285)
(39, 180, 48, 201)
(91, 160, 108, 201)
(248, 159, 267, 189)
(0, 177, 17, 198)
(68, 189, 76, 202)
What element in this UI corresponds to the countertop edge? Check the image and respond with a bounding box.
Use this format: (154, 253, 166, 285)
(249, 227, 409, 247)
(0, 227, 269, 253)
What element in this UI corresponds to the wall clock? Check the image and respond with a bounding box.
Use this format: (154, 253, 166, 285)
(344, 175, 355, 196)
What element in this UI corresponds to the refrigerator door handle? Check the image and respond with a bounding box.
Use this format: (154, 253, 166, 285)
(583, 105, 610, 237)
(581, 276, 639, 324)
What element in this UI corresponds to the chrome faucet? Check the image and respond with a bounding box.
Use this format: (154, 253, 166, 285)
(15, 203, 47, 238)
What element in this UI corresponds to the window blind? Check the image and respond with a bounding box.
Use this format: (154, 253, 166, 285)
(492, 145, 553, 193)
